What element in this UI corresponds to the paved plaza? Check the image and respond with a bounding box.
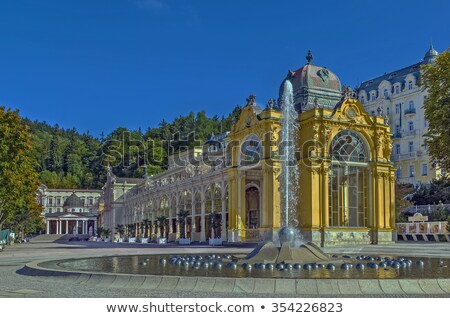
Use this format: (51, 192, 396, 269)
(0, 239, 449, 298)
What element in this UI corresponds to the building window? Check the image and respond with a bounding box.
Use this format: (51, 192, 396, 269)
(360, 95, 365, 103)
(56, 198, 61, 205)
(49, 208, 52, 213)
(409, 100, 414, 110)
(408, 81, 413, 90)
(56, 208, 60, 212)
(409, 165, 415, 177)
(386, 107, 390, 115)
(422, 163, 428, 176)
(395, 125, 401, 134)
(371, 110, 375, 116)
(395, 86, 400, 94)
(409, 121, 414, 131)
(395, 103, 401, 114)
(89, 198, 93, 205)
(395, 144, 401, 155)
(81, 199, 85, 205)
(396, 167, 402, 178)
(383, 89, 388, 98)
(48, 198, 53, 205)
(371, 92, 376, 101)
(408, 141, 414, 153)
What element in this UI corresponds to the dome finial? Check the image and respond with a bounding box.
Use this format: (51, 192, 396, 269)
(306, 50, 313, 64)
(423, 44, 438, 64)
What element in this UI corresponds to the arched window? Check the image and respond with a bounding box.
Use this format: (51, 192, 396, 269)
(329, 130, 369, 228)
(240, 134, 262, 166)
(408, 81, 413, 90)
(383, 88, 388, 98)
(330, 130, 368, 163)
(408, 100, 414, 110)
(386, 107, 390, 115)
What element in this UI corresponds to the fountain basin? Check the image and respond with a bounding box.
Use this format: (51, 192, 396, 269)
(34, 253, 449, 280)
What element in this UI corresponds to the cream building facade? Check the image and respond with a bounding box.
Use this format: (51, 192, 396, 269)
(357, 46, 441, 185)
(38, 185, 102, 235)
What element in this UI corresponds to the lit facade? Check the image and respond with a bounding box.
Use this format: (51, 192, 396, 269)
(357, 46, 441, 185)
(101, 53, 396, 246)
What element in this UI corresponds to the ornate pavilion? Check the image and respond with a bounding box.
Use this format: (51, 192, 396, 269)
(101, 52, 396, 246)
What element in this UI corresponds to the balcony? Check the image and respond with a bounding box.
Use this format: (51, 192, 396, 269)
(392, 132, 402, 138)
(404, 108, 416, 115)
(391, 152, 419, 161)
(402, 129, 421, 137)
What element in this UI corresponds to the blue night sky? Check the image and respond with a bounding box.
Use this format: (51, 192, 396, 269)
(0, 0, 449, 137)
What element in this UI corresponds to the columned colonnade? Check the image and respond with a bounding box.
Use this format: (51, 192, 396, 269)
(121, 166, 229, 242)
(46, 218, 97, 235)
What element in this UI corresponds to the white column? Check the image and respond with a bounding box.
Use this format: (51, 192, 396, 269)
(221, 194, 227, 241)
(46, 220, 50, 234)
(76, 220, 79, 235)
(200, 188, 206, 242)
(66, 220, 68, 234)
(191, 191, 196, 238)
(169, 200, 173, 235)
(175, 194, 180, 239)
(56, 220, 59, 235)
(94, 219, 98, 233)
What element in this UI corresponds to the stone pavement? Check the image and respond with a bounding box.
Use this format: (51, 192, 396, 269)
(0, 240, 449, 298)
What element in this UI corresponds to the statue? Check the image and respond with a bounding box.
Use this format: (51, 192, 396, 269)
(383, 135, 393, 159)
(377, 106, 383, 116)
(266, 98, 275, 110)
(306, 50, 313, 64)
(313, 97, 319, 108)
(246, 94, 256, 106)
(342, 86, 357, 99)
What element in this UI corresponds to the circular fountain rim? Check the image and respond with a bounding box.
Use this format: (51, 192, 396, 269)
(20, 254, 450, 296)
(24, 251, 450, 280)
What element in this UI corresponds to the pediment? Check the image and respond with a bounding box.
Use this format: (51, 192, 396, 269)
(233, 105, 261, 132)
(332, 98, 374, 125)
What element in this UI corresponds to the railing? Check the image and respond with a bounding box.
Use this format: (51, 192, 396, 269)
(404, 108, 416, 115)
(391, 152, 418, 161)
(392, 132, 402, 138)
(402, 129, 421, 137)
